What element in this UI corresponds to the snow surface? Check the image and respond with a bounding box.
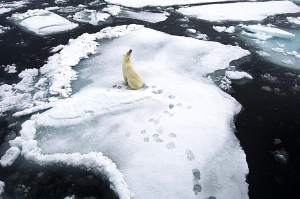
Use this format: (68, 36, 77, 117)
(120, 10, 168, 23)
(104, 0, 236, 8)
(0, 147, 21, 167)
(0, 181, 4, 196)
(10, 9, 78, 35)
(225, 71, 253, 80)
(11, 25, 249, 199)
(73, 9, 110, 25)
(177, 1, 300, 22)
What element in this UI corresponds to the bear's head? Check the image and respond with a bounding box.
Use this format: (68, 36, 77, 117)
(123, 49, 132, 62)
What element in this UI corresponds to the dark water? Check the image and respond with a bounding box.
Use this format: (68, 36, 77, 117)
(0, 0, 300, 198)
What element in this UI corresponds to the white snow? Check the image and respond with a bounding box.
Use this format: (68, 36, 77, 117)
(0, 181, 4, 196)
(0, 147, 21, 167)
(73, 9, 110, 25)
(225, 71, 253, 80)
(287, 16, 300, 25)
(104, 0, 236, 8)
(45, 6, 60, 11)
(11, 25, 249, 199)
(177, 1, 300, 22)
(10, 9, 78, 35)
(243, 25, 295, 39)
(3, 64, 17, 73)
(120, 10, 168, 23)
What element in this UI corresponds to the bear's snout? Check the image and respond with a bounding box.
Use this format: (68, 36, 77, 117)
(128, 49, 132, 54)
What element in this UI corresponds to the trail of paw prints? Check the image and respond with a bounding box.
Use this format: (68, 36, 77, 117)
(193, 169, 202, 195)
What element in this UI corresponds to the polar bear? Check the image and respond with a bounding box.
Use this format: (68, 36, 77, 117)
(122, 49, 144, 90)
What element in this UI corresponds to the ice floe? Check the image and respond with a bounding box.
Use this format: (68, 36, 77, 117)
(242, 25, 295, 39)
(0, 25, 10, 34)
(0, 181, 4, 196)
(10, 9, 78, 35)
(2, 64, 17, 73)
(0, 1, 29, 15)
(10, 25, 249, 199)
(225, 71, 253, 80)
(104, 0, 235, 8)
(102, 5, 121, 16)
(119, 10, 168, 23)
(0, 147, 21, 167)
(272, 149, 289, 165)
(287, 16, 300, 25)
(177, 1, 300, 22)
(73, 9, 110, 25)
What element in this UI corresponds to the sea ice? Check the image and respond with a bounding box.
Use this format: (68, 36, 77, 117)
(119, 10, 168, 23)
(10, 9, 78, 35)
(177, 1, 300, 22)
(0, 25, 10, 34)
(256, 51, 270, 57)
(102, 5, 121, 16)
(104, 0, 236, 8)
(287, 16, 300, 25)
(225, 71, 253, 80)
(2, 64, 16, 73)
(12, 26, 249, 199)
(0, 147, 21, 167)
(213, 26, 226, 33)
(243, 25, 295, 39)
(73, 9, 110, 25)
(0, 181, 4, 196)
(0, 1, 29, 15)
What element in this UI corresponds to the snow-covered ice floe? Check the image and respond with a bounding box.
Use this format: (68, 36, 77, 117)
(0, 25, 10, 34)
(2, 64, 16, 73)
(119, 10, 168, 23)
(225, 71, 253, 80)
(0, 1, 29, 15)
(242, 25, 295, 39)
(0, 147, 21, 167)
(177, 1, 300, 22)
(104, 0, 236, 8)
(10, 25, 250, 199)
(73, 9, 110, 25)
(10, 9, 78, 35)
(0, 181, 4, 196)
(287, 17, 300, 25)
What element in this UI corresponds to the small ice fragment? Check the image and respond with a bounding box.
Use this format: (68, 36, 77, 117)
(273, 138, 282, 145)
(187, 29, 196, 34)
(272, 47, 285, 53)
(224, 26, 235, 33)
(272, 149, 289, 164)
(256, 51, 270, 57)
(0, 147, 21, 167)
(282, 59, 294, 65)
(225, 71, 253, 80)
(3, 64, 17, 73)
(262, 86, 272, 92)
(166, 142, 176, 150)
(212, 26, 226, 33)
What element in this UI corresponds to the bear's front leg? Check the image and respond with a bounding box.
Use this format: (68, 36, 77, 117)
(123, 76, 128, 85)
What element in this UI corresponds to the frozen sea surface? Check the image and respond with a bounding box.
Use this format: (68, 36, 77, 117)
(11, 25, 249, 199)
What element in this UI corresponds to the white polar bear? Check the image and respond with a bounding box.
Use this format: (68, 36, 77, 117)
(122, 49, 144, 90)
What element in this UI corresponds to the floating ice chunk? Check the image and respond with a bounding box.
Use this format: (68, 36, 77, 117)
(256, 51, 270, 57)
(261, 86, 272, 92)
(58, 6, 82, 13)
(10, 9, 78, 35)
(104, 0, 235, 8)
(225, 71, 253, 80)
(287, 16, 300, 25)
(0, 1, 29, 15)
(45, 6, 60, 11)
(50, 44, 65, 53)
(178, 1, 300, 22)
(187, 28, 196, 34)
(272, 47, 285, 53)
(13, 103, 54, 117)
(0, 181, 4, 196)
(0, 147, 21, 167)
(273, 138, 282, 145)
(213, 26, 226, 33)
(243, 25, 295, 39)
(102, 5, 121, 16)
(282, 59, 295, 65)
(73, 9, 110, 25)
(3, 64, 17, 73)
(219, 76, 232, 90)
(241, 30, 272, 41)
(0, 25, 10, 34)
(262, 73, 277, 82)
(120, 10, 168, 23)
(286, 51, 298, 56)
(272, 149, 289, 164)
(55, 0, 68, 4)
(224, 26, 235, 33)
